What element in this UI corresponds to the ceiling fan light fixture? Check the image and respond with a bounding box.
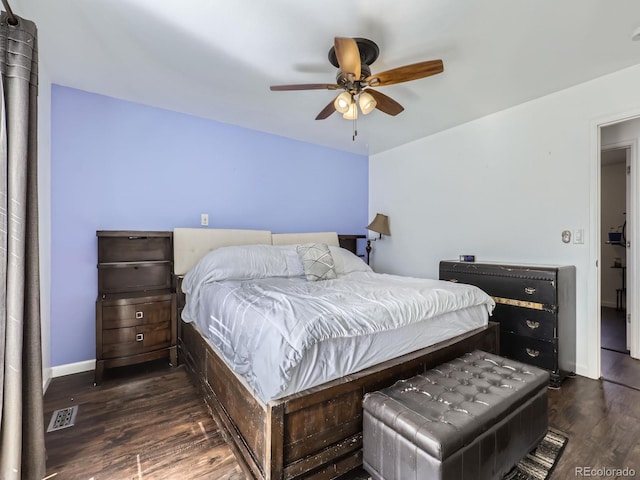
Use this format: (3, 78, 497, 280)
(343, 101, 358, 120)
(359, 92, 377, 115)
(334, 92, 352, 113)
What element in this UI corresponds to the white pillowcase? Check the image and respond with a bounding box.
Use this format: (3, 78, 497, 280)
(182, 243, 372, 296)
(329, 246, 372, 275)
(182, 244, 304, 294)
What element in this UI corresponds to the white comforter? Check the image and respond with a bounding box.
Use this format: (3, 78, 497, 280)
(182, 271, 495, 402)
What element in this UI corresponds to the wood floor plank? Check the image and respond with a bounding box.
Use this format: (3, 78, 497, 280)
(44, 357, 640, 479)
(44, 362, 244, 479)
(547, 376, 640, 478)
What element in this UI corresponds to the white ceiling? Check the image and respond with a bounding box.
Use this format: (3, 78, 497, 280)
(13, 0, 640, 155)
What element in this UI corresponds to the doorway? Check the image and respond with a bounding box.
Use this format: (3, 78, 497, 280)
(600, 122, 640, 389)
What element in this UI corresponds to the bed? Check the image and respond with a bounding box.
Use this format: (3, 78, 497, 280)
(173, 228, 499, 480)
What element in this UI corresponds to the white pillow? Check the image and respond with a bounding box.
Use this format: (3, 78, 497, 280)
(297, 243, 337, 281)
(182, 244, 304, 294)
(329, 246, 372, 275)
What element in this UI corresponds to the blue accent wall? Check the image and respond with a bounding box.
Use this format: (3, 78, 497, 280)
(51, 85, 368, 367)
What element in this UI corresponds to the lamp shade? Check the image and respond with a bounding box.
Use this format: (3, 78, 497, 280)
(366, 213, 391, 236)
(359, 92, 377, 115)
(343, 101, 358, 120)
(334, 92, 352, 113)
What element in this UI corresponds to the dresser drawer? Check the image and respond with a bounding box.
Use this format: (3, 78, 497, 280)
(500, 332, 557, 371)
(444, 272, 556, 305)
(102, 300, 172, 329)
(493, 305, 555, 341)
(102, 322, 171, 359)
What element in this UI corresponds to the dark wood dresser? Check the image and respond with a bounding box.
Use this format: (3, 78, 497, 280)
(439, 260, 576, 387)
(95, 230, 177, 384)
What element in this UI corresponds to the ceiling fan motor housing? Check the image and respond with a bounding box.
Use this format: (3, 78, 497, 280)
(328, 37, 380, 67)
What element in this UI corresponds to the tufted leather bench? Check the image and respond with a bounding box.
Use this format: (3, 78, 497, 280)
(362, 350, 549, 480)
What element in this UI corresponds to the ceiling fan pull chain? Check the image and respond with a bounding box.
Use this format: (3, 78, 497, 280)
(352, 117, 357, 141)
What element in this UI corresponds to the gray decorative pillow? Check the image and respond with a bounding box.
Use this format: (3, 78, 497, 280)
(297, 243, 337, 281)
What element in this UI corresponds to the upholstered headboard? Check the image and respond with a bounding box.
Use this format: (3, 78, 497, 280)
(173, 228, 272, 275)
(272, 232, 339, 247)
(173, 228, 340, 275)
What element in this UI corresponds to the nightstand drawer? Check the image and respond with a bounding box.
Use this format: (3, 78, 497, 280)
(98, 263, 172, 294)
(500, 332, 556, 371)
(493, 305, 555, 340)
(102, 300, 172, 329)
(98, 234, 171, 263)
(102, 322, 171, 359)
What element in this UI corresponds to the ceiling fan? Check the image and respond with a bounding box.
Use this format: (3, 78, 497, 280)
(270, 37, 444, 121)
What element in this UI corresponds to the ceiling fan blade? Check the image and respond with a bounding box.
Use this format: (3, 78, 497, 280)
(315, 99, 337, 120)
(334, 37, 361, 80)
(366, 60, 443, 87)
(365, 89, 404, 116)
(270, 83, 340, 91)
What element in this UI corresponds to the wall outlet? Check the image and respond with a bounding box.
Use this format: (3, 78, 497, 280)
(200, 213, 209, 226)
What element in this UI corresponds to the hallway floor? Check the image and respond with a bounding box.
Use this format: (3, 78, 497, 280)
(601, 306, 640, 390)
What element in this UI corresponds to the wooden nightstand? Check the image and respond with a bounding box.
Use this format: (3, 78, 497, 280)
(95, 231, 177, 384)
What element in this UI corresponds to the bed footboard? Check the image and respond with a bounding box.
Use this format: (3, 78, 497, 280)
(179, 320, 499, 480)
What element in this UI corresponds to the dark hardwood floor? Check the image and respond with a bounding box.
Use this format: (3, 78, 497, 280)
(601, 306, 628, 354)
(43, 359, 640, 479)
(43, 361, 244, 479)
(601, 305, 640, 390)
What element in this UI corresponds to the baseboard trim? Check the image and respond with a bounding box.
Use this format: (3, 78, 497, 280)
(43, 367, 52, 394)
(52, 359, 95, 378)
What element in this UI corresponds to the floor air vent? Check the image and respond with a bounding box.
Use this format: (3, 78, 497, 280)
(47, 405, 78, 432)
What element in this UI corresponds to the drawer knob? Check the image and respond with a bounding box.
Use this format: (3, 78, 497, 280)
(135, 311, 144, 319)
(524, 287, 536, 295)
(526, 348, 540, 358)
(136, 333, 144, 342)
(525, 319, 540, 329)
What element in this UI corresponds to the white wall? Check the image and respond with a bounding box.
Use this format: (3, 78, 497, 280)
(39, 67, 52, 390)
(370, 63, 640, 380)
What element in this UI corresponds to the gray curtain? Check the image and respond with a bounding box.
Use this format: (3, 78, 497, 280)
(0, 12, 45, 480)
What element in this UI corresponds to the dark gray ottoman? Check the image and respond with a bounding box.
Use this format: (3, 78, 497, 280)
(362, 350, 549, 480)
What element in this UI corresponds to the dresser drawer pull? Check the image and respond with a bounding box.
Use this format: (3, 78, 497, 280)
(135, 311, 144, 319)
(525, 319, 540, 329)
(524, 287, 536, 295)
(526, 348, 540, 358)
(136, 333, 144, 342)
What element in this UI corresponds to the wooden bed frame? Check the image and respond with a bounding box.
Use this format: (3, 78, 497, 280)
(172, 228, 499, 480)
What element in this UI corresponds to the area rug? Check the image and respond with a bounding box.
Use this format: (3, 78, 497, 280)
(503, 428, 568, 480)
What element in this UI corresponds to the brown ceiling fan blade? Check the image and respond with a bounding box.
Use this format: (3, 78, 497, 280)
(334, 37, 361, 80)
(315, 99, 337, 120)
(270, 83, 340, 91)
(366, 89, 404, 116)
(366, 60, 444, 87)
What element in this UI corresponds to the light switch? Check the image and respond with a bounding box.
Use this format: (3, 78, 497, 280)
(201, 213, 209, 226)
(574, 229, 584, 244)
